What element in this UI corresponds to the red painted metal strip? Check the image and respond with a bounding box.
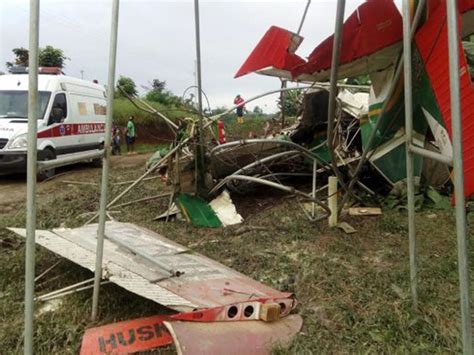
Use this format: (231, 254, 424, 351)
(415, 2, 474, 199)
(80, 296, 296, 354)
(80, 315, 173, 355)
(37, 123, 105, 139)
(234, 26, 305, 78)
(427, 0, 474, 15)
(292, 0, 403, 77)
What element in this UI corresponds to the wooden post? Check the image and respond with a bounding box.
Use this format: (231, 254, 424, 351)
(328, 176, 338, 227)
(280, 79, 287, 128)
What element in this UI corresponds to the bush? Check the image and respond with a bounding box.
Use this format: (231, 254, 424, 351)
(113, 98, 192, 126)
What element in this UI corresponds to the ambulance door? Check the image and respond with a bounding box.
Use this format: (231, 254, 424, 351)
(92, 98, 107, 147)
(70, 94, 89, 147)
(46, 92, 70, 154)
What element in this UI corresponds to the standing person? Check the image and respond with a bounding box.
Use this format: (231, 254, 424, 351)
(126, 115, 137, 154)
(112, 127, 121, 155)
(234, 94, 245, 124)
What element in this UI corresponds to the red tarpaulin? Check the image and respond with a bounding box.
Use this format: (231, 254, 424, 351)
(416, 2, 474, 199)
(234, 26, 305, 78)
(292, 0, 402, 78)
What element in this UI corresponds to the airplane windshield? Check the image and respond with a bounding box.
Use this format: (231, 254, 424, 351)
(0, 91, 51, 119)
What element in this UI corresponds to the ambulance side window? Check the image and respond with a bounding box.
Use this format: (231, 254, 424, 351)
(48, 93, 68, 125)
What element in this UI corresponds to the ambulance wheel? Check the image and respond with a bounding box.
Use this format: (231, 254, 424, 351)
(91, 144, 104, 167)
(91, 158, 103, 168)
(37, 148, 56, 181)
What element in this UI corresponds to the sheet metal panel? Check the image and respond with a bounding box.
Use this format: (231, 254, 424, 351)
(234, 26, 305, 79)
(415, 4, 474, 199)
(9, 222, 291, 311)
(165, 315, 303, 355)
(293, 0, 403, 78)
(9, 227, 196, 311)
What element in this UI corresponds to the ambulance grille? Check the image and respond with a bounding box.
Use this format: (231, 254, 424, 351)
(0, 139, 8, 150)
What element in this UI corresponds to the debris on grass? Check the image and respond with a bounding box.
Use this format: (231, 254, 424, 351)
(336, 221, 357, 234)
(349, 207, 382, 216)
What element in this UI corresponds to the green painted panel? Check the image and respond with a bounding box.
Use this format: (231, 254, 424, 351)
(372, 141, 424, 184)
(309, 136, 331, 164)
(176, 194, 222, 228)
(362, 80, 405, 151)
(411, 46, 445, 127)
(362, 45, 442, 154)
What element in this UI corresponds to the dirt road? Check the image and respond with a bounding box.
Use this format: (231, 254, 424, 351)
(0, 153, 150, 210)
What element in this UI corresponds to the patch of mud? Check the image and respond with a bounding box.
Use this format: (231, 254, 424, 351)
(0, 153, 151, 207)
(230, 187, 288, 219)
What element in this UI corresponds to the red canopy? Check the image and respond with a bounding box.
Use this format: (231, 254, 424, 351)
(234, 26, 305, 79)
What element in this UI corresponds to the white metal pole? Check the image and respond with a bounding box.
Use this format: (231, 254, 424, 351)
(280, 79, 287, 128)
(91, 0, 120, 321)
(312, 159, 317, 218)
(327, 0, 350, 201)
(328, 176, 338, 227)
(297, 0, 311, 35)
(24, 0, 40, 352)
(446, 1, 472, 353)
(193, 0, 207, 195)
(402, 0, 418, 310)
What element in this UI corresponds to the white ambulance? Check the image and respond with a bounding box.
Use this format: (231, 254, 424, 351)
(0, 68, 107, 179)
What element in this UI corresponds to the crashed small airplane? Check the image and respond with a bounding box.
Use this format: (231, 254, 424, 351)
(14, 1, 474, 354)
(235, 0, 474, 199)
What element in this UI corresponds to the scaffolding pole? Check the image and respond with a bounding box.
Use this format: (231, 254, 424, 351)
(402, 0, 418, 310)
(91, 0, 120, 321)
(193, 0, 207, 196)
(327, 0, 350, 203)
(296, 0, 311, 35)
(446, 1, 472, 353)
(24, 0, 40, 352)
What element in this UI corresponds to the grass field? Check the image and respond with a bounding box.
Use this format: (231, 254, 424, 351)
(0, 117, 472, 353)
(113, 98, 192, 126)
(116, 142, 167, 155)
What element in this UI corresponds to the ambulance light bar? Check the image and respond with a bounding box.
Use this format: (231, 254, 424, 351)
(39, 67, 63, 75)
(9, 66, 28, 74)
(8, 66, 64, 75)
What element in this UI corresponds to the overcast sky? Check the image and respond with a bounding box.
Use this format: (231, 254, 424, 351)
(0, 0, 402, 113)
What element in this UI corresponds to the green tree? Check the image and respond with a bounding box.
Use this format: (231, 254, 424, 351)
(145, 78, 183, 106)
(278, 90, 302, 117)
(253, 105, 264, 115)
(39, 46, 68, 68)
(6, 46, 68, 70)
(210, 106, 228, 115)
(145, 78, 168, 103)
(116, 76, 138, 96)
(151, 79, 166, 93)
(346, 74, 371, 86)
(6, 47, 29, 68)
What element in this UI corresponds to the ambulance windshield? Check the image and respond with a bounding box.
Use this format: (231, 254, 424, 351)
(0, 91, 51, 119)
